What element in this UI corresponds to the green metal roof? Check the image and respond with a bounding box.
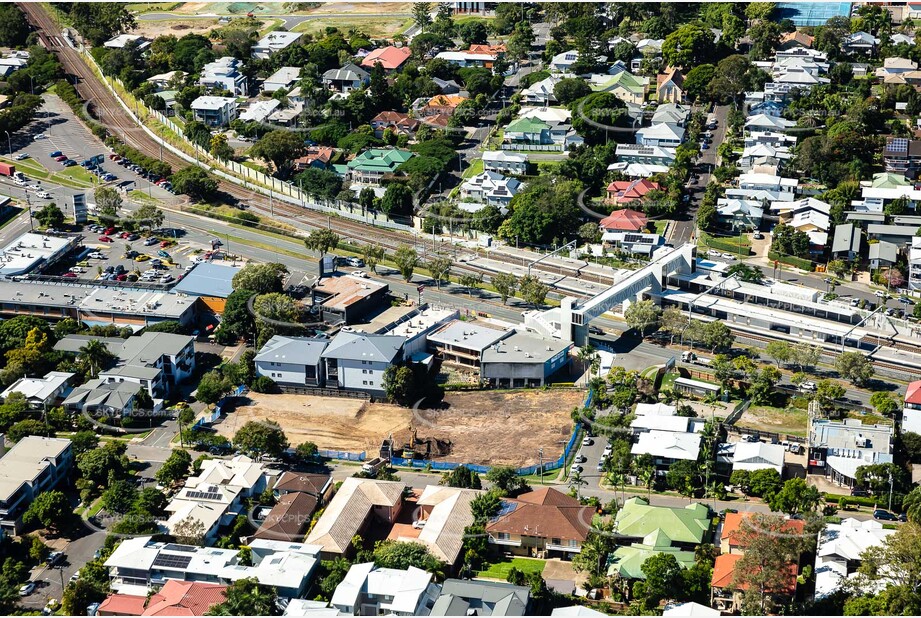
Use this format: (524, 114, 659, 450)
(505, 117, 550, 133)
(592, 71, 646, 95)
(606, 542, 697, 580)
(347, 148, 413, 172)
(870, 172, 910, 189)
(613, 497, 711, 545)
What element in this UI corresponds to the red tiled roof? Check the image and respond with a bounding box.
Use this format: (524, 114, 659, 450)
(467, 43, 506, 56)
(486, 488, 594, 542)
(906, 380, 921, 405)
(711, 553, 798, 596)
(516, 487, 581, 507)
(372, 111, 418, 127)
(143, 581, 227, 616)
(606, 179, 660, 203)
(98, 594, 148, 616)
(599, 208, 648, 231)
(361, 46, 411, 70)
(294, 146, 334, 168)
(721, 512, 806, 548)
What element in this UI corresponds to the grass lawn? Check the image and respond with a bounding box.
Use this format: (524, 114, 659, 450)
(477, 557, 545, 580)
(698, 231, 751, 257)
(652, 220, 668, 235)
(291, 15, 412, 38)
(660, 371, 680, 392)
(125, 2, 181, 12)
(462, 158, 484, 179)
(58, 165, 98, 185)
(129, 190, 163, 206)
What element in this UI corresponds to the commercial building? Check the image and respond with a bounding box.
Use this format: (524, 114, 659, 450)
(172, 263, 241, 313)
(0, 436, 72, 533)
(0, 232, 78, 277)
(426, 320, 510, 368)
(480, 331, 572, 387)
(191, 96, 238, 127)
(808, 418, 894, 488)
(313, 274, 389, 325)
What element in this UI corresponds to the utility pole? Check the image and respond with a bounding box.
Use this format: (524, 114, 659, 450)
(538, 447, 544, 484)
(889, 470, 894, 512)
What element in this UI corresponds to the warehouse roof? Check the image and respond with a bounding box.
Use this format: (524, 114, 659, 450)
(173, 263, 240, 298)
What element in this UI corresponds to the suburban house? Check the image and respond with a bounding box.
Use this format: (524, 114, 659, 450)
(199, 57, 248, 96)
(322, 63, 369, 92)
(485, 488, 594, 558)
(520, 74, 560, 104)
(656, 67, 685, 103)
(615, 144, 676, 167)
(252, 31, 302, 59)
(549, 49, 581, 73)
(716, 198, 765, 231)
(842, 31, 880, 55)
(313, 275, 389, 326)
(599, 208, 648, 232)
(190, 96, 237, 127)
(431, 580, 530, 617)
(347, 148, 413, 185)
(718, 441, 786, 476)
(727, 172, 799, 202)
(711, 553, 798, 614)
(103, 33, 151, 51)
(361, 46, 412, 71)
(749, 99, 786, 117)
(504, 117, 552, 145)
(293, 146, 335, 171)
(883, 138, 921, 179)
(435, 44, 504, 69)
(778, 31, 814, 50)
(0, 371, 73, 408)
(398, 485, 483, 567)
(0, 436, 72, 533)
(321, 331, 404, 397)
(238, 99, 280, 123)
(745, 113, 796, 132)
(104, 537, 321, 599)
(719, 512, 804, 555)
(371, 111, 420, 138)
(635, 123, 685, 148)
(831, 223, 863, 261)
(589, 69, 648, 105)
(631, 429, 702, 470)
(607, 529, 697, 581)
(651, 103, 691, 126)
(255, 336, 330, 390)
(331, 563, 440, 616)
(613, 498, 711, 548)
(606, 179, 660, 206)
(875, 57, 919, 80)
(97, 580, 227, 616)
(480, 331, 573, 388)
(252, 492, 318, 543)
(263, 66, 301, 93)
(740, 143, 792, 170)
(483, 150, 528, 175)
(305, 478, 405, 558)
(274, 470, 333, 501)
(814, 518, 895, 600)
(421, 94, 467, 117)
(903, 380, 921, 434)
(147, 70, 186, 92)
(807, 418, 894, 488)
(459, 171, 523, 209)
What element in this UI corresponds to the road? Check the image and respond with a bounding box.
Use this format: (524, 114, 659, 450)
(23, 529, 105, 611)
(136, 11, 412, 31)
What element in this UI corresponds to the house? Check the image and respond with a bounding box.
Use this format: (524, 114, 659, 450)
(293, 146, 336, 171)
(606, 179, 659, 206)
(831, 223, 862, 260)
(613, 498, 711, 546)
(480, 331, 572, 388)
(599, 208, 648, 232)
(904, 380, 921, 434)
(190, 96, 237, 127)
(720, 512, 804, 555)
(485, 487, 593, 558)
(589, 70, 648, 105)
(347, 148, 413, 185)
(615, 144, 676, 167)
(745, 113, 796, 132)
(146, 70, 186, 92)
(361, 46, 412, 71)
(843, 31, 880, 55)
(553, 607, 609, 617)
(252, 31, 302, 59)
(744, 130, 798, 149)
(305, 477, 405, 558)
(320, 331, 404, 397)
(504, 117, 552, 145)
(608, 162, 671, 178)
(716, 198, 764, 231)
(252, 492, 318, 542)
(103, 34, 150, 51)
(238, 99, 280, 123)
(262, 66, 301, 93)
(0, 437, 72, 533)
(432, 77, 463, 95)
(635, 402, 677, 416)
(883, 138, 921, 179)
(749, 99, 786, 117)
(483, 151, 528, 175)
(459, 171, 523, 209)
(875, 57, 919, 80)
(331, 563, 440, 616)
(656, 67, 685, 104)
(549, 49, 581, 73)
(662, 602, 720, 617)
(0, 371, 73, 408)
(601, 231, 664, 256)
(911, 237, 921, 292)
(728, 172, 798, 202)
(104, 536, 321, 598)
(312, 274, 390, 325)
(778, 31, 815, 50)
(421, 94, 467, 117)
(635, 123, 685, 148)
(199, 57, 247, 96)
(740, 143, 792, 170)
(426, 320, 510, 368)
(435, 45, 503, 69)
(398, 485, 483, 566)
(607, 529, 697, 580)
(630, 415, 704, 436)
(869, 240, 899, 270)
(652, 103, 691, 126)
(814, 518, 895, 600)
(322, 63, 369, 93)
(711, 553, 797, 613)
(631, 430, 702, 468)
(521, 74, 561, 104)
(371, 111, 419, 138)
(808, 418, 894, 487)
(97, 580, 227, 616)
(431, 580, 530, 616)
(274, 470, 333, 501)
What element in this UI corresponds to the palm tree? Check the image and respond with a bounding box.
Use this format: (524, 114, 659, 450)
(569, 470, 588, 500)
(79, 339, 113, 378)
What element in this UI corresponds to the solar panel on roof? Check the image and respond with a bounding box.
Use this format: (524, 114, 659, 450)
(162, 544, 198, 552)
(152, 553, 193, 569)
(186, 490, 223, 501)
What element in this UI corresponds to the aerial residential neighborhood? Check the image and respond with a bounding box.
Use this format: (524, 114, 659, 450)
(0, 1, 920, 617)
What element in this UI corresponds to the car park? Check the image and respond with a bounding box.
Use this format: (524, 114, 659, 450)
(124, 250, 139, 259)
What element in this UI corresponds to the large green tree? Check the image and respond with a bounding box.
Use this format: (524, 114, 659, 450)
(232, 420, 289, 457)
(206, 577, 278, 616)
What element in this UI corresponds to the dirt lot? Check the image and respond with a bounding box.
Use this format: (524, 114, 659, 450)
(220, 389, 580, 466)
(736, 405, 809, 437)
(133, 18, 225, 39)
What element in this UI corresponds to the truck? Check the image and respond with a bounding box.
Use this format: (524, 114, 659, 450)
(362, 457, 386, 476)
(0, 163, 15, 177)
(681, 351, 712, 366)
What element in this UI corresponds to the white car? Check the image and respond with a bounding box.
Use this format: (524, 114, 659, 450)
(143, 237, 158, 246)
(12, 177, 25, 186)
(14, 153, 28, 161)
(582, 436, 592, 447)
(799, 381, 817, 392)
(352, 270, 368, 278)
(569, 463, 582, 475)
(87, 252, 105, 259)
(69, 267, 86, 274)
(602, 444, 613, 457)
(19, 582, 35, 596)
(33, 133, 45, 140)
(875, 290, 887, 298)
(36, 191, 52, 199)
(721, 252, 736, 260)
(707, 249, 721, 258)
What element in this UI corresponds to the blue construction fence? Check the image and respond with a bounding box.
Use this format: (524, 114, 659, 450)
(197, 384, 249, 428)
(319, 450, 366, 461)
(378, 390, 593, 476)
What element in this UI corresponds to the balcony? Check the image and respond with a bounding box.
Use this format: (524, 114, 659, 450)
(546, 543, 581, 553)
(488, 536, 522, 547)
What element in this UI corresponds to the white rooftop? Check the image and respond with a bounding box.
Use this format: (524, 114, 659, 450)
(0, 232, 73, 276)
(815, 518, 895, 599)
(191, 96, 236, 111)
(631, 430, 701, 461)
(1, 371, 73, 403)
(427, 320, 510, 352)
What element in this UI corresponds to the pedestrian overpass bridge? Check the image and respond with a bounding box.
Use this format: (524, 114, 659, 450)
(522, 243, 696, 344)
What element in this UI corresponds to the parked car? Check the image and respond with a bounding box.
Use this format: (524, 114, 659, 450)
(19, 583, 35, 596)
(33, 133, 46, 140)
(104, 227, 116, 235)
(351, 270, 368, 278)
(54, 155, 67, 162)
(48, 551, 64, 566)
(134, 254, 150, 262)
(99, 236, 114, 243)
(116, 274, 128, 281)
(752, 232, 764, 240)
(14, 153, 28, 161)
(88, 252, 105, 259)
(160, 240, 170, 248)
(799, 381, 817, 392)
(851, 487, 869, 497)
(720, 252, 736, 260)
(588, 325, 604, 335)
(707, 249, 721, 258)
(157, 250, 170, 258)
(62, 272, 77, 278)
(49, 150, 62, 158)
(36, 191, 51, 199)
(347, 257, 365, 267)
(144, 237, 159, 246)
(63, 159, 76, 167)
(875, 290, 888, 298)
(582, 436, 592, 447)
(899, 296, 914, 305)
(874, 509, 898, 521)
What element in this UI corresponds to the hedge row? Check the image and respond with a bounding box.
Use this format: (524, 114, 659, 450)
(768, 250, 814, 272)
(108, 140, 172, 179)
(824, 493, 880, 508)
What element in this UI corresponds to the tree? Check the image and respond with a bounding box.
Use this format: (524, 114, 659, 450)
(210, 133, 234, 160)
(0, 4, 30, 47)
(130, 203, 164, 230)
(726, 262, 764, 284)
(207, 577, 278, 616)
(749, 366, 781, 406)
(251, 130, 305, 177)
(71, 430, 99, 455)
(902, 432, 921, 464)
(411, 2, 433, 33)
(791, 343, 821, 372)
(870, 391, 900, 417)
(492, 272, 517, 304)
(8, 419, 48, 443)
(35, 203, 64, 229)
(459, 273, 483, 296)
(749, 468, 782, 500)
(855, 462, 909, 497)
(683, 64, 716, 102)
(457, 20, 487, 46)
(441, 465, 482, 489)
(848, 522, 921, 615)
(765, 340, 793, 367)
(393, 245, 419, 281)
(155, 449, 192, 487)
(231, 263, 287, 294)
(172, 514, 207, 545)
(77, 441, 129, 489)
(624, 299, 661, 335)
(730, 469, 752, 494)
(295, 441, 318, 460)
(485, 466, 528, 494)
(666, 459, 700, 498)
(641, 552, 684, 605)
(94, 186, 123, 221)
(373, 539, 441, 572)
(427, 256, 451, 289)
(171, 166, 218, 200)
(195, 371, 231, 405)
(233, 420, 289, 457)
(662, 23, 715, 68)
(79, 338, 114, 378)
(304, 229, 340, 257)
(22, 490, 71, 533)
(362, 244, 386, 274)
(659, 307, 687, 345)
(382, 364, 414, 405)
(297, 168, 342, 200)
(835, 351, 874, 385)
(553, 77, 592, 105)
(100, 480, 138, 515)
(769, 478, 822, 516)
(828, 259, 849, 278)
(518, 275, 549, 307)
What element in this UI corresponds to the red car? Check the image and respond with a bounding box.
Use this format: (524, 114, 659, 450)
(54, 155, 67, 162)
(119, 231, 131, 239)
(116, 273, 128, 281)
(62, 272, 77, 278)
(104, 227, 116, 235)
(99, 236, 114, 243)
(160, 240, 170, 248)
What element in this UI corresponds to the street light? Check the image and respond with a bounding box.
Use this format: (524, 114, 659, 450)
(3, 131, 10, 157)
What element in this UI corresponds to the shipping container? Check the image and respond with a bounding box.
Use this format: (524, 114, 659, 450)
(0, 163, 15, 177)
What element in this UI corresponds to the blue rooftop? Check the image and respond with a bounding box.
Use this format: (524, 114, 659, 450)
(776, 2, 851, 26)
(173, 263, 240, 298)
